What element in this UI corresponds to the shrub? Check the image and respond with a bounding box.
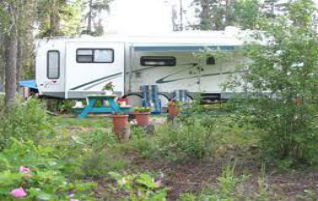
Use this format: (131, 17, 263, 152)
(131, 115, 216, 162)
(0, 138, 97, 201)
(225, 0, 318, 166)
(0, 98, 53, 150)
(109, 171, 167, 201)
(81, 149, 128, 178)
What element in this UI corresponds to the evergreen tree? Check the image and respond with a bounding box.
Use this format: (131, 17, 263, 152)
(82, 0, 113, 36)
(37, 0, 82, 37)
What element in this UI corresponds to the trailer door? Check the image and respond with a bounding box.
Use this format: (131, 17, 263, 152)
(65, 41, 125, 99)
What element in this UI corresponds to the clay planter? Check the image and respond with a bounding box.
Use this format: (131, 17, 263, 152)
(134, 112, 151, 127)
(112, 115, 130, 141)
(168, 104, 181, 117)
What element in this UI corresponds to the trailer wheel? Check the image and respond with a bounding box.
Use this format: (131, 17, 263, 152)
(171, 93, 194, 102)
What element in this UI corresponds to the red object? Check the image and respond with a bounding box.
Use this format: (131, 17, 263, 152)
(117, 98, 129, 106)
(168, 104, 181, 117)
(134, 112, 150, 126)
(112, 115, 129, 140)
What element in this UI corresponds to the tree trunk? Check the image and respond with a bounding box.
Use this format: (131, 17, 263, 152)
(5, 5, 18, 107)
(50, 0, 61, 36)
(16, 35, 23, 90)
(87, 0, 93, 32)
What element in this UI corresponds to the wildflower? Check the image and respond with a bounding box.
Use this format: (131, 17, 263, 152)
(155, 180, 162, 188)
(19, 166, 31, 173)
(11, 187, 27, 198)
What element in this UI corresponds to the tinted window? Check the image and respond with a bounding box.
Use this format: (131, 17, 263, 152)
(207, 56, 216, 65)
(76, 49, 114, 63)
(47, 50, 60, 79)
(140, 56, 176, 66)
(94, 49, 113, 62)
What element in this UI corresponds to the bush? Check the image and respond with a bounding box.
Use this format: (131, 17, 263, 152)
(225, 0, 318, 166)
(0, 138, 97, 201)
(0, 98, 53, 150)
(131, 115, 216, 162)
(109, 171, 167, 201)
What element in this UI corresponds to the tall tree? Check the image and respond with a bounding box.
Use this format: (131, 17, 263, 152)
(82, 0, 112, 36)
(0, 1, 18, 107)
(37, 0, 82, 37)
(233, 0, 261, 29)
(192, 0, 236, 30)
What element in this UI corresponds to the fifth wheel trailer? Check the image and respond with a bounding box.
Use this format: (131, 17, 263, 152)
(35, 28, 247, 106)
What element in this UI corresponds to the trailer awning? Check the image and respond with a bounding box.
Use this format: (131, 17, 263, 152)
(20, 80, 38, 91)
(134, 45, 237, 52)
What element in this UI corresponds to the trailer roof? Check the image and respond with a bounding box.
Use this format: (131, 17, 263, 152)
(37, 27, 251, 46)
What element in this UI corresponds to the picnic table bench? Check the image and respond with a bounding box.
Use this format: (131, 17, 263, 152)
(78, 95, 132, 119)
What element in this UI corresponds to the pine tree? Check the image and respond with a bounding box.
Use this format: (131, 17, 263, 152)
(82, 0, 113, 36)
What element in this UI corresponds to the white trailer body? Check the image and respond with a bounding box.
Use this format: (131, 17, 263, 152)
(36, 30, 245, 103)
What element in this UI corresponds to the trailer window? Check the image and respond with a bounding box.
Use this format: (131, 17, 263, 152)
(140, 56, 176, 66)
(47, 50, 60, 79)
(207, 56, 216, 65)
(76, 49, 114, 63)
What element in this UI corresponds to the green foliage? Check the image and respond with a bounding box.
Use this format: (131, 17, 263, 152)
(81, 149, 128, 178)
(225, 0, 318, 166)
(233, 0, 261, 29)
(134, 107, 152, 113)
(178, 165, 276, 201)
(0, 98, 53, 150)
(78, 129, 128, 177)
(102, 81, 115, 91)
(0, 138, 97, 201)
(37, 0, 82, 37)
(132, 114, 216, 162)
(109, 171, 167, 201)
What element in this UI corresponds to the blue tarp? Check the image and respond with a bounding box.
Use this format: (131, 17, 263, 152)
(20, 80, 38, 91)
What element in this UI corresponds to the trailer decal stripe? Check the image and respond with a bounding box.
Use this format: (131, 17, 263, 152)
(134, 46, 237, 52)
(69, 72, 123, 90)
(156, 70, 247, 84)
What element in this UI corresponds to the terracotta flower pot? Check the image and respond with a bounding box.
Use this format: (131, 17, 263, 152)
(168, 104, 181, 117)
(112, 115, 130, 141)
(134, 112, 151, 126)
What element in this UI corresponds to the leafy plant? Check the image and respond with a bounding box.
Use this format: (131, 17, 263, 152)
(0, 98, 53, 150)
(134, 107, 152, 113)
(225, 0, 318, 166)
(102, 81, 115, 91)
(109, 171, 167, 201)
(0, 138, 97, 201)
(168, 100, 182, 107)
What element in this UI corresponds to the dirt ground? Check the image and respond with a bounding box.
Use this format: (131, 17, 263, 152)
(130, 155, 318, 200)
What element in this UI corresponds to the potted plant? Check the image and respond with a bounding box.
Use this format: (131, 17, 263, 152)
(168, 100, 182, 117)
(112, 112, 130, 141)
(102, 82, 115, 95)
(133, 107, 152, 126)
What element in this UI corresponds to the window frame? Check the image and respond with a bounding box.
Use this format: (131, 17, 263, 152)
(140, 56, 177, 67)
(76, 48, 114, 63)
(47, 50, 60, 79)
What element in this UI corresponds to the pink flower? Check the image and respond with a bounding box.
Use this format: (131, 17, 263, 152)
(11, 187, 27, 198)
(19, 166, 31, 173)
(155, 180, 162, 188)
(70, 199, 79, 201)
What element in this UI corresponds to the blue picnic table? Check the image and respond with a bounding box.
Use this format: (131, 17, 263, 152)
(78, 95, 132, 119)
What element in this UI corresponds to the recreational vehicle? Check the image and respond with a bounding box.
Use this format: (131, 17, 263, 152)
(35, 28, 246, 106)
